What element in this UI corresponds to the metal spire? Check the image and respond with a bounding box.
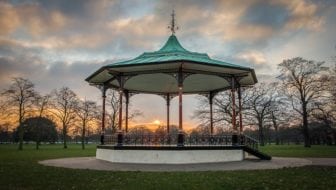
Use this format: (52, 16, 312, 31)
(168, 10, 178, 34)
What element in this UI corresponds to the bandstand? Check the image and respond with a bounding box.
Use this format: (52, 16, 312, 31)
(86, 12, 271, 164)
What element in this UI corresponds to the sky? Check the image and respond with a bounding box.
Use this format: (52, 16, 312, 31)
(0, 0, 336, 129)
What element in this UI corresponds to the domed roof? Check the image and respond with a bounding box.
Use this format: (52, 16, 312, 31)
(86, 35, 257, 94)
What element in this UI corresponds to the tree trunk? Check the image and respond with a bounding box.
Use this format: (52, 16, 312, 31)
(323, 120, 332, 145)
(275, 127, 279, 145)
(36, 119, 41, 150)
(18, 106, 23, 150)
(82, 121, 85, 150)
(258, 120, 265, 146)
(272, 113, 279, 145)
(302, 103, 311, 148)
(111, 112, 117, 134)
(36, 129, 39, 150)
(63, 123, 67, 149)
(18, 123, 24, 150)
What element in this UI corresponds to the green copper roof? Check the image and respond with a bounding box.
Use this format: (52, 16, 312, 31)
(86, 34, 258, 92)
(107, 35, 249, 69)
(158, 34, 188, 52)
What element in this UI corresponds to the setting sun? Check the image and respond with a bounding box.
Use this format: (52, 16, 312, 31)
(153, 120, 161, 125)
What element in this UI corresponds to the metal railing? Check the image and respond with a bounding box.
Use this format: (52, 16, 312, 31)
(240, 135, 259, 150)
(185, 135, 233, 146)
(104, 133, 259, 150)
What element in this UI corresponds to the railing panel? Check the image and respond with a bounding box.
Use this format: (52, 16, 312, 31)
(103, 134, 259, 150)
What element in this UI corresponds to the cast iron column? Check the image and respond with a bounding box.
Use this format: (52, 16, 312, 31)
(166, 93, 171, 144)
(100, 85, 107, 145)
(238, 86, 243, 145)
(125, 90, 129, 133)
(177, 68, 184, 146)
(238, 87, 243, 134)
(209, 91, 214, 135)
(231, 77, 238, 145)
(117, 77, 124, 146)
(166, 94, 170, 134)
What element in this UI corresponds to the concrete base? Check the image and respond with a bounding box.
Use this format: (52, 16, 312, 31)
(96, 146, 244, 164)
(39, 157, 315, 171)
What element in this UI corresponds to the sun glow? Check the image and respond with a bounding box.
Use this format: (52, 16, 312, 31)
(153, 120, 161, 125)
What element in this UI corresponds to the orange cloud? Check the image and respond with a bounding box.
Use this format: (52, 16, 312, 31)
(108, 15, 165, 36)
(0, 2, 69, 36)
(0, 2, 20, 35)
(236, 50, 267, 65)
(18, 5, 69, 36)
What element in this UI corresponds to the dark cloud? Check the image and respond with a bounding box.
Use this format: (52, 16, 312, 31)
(242, 2, 289, 29)
(34, 0, 107, 19)
(0, 38, 103, 100)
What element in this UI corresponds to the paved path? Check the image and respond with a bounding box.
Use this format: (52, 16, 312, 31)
(305, 158, 336, 166)
(37, 157, 335, 172)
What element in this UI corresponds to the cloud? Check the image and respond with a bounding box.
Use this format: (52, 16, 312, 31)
(231, 50, 272, 73)
(0, 2, 20, 35)
(236, 50, 267, 65)
(0, 0, 328, 58)
(0, 38, 103, 100)
(0, 2, 70, 36)
(0, 40, 46, 85)
(241, 2, 289, 29)
(35, 0, 114, 20)
(275, 0, 325, 31)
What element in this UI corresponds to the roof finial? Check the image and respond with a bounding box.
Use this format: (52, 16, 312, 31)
(168, 10, 178, 35)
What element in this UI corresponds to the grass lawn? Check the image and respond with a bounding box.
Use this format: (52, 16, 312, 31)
(0, 144, 336, 190)
(260, 144, 336, 157)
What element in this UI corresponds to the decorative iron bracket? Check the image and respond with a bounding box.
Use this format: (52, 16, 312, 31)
(116, 74, 125, 89)
(89, 83, 108, 98)
(157, 93, 177, 105)
(209, 91, 217, 105)
(167, 71, 193, 86)
(124, 90, 130, 104)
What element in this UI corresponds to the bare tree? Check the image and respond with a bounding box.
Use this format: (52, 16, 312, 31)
(189, 124, 211, 136)
(105, 89, 142, 134)
(106, 89, 120, 133)
(278, 57, 329, 147)
(312, 102, 336, 144)
(194, 89, 251, 134)
(268, 88, 291, 145)
(244, 83, 276, 146)
(194, 92, 234, 131)
(1, 78, 37, 150)
(33, 94, 50, 150)
(310, 65, 336, 145)
(35, 94, 50, 118)
(212, 92, 235, 127)
(330, 64, 336, 105)
(50, 87, 78, 149)
(76, 99, 99, 149)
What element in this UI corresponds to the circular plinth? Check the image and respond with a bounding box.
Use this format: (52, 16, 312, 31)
(96, 145, 245, 164)
(38, 157, 313, 172)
